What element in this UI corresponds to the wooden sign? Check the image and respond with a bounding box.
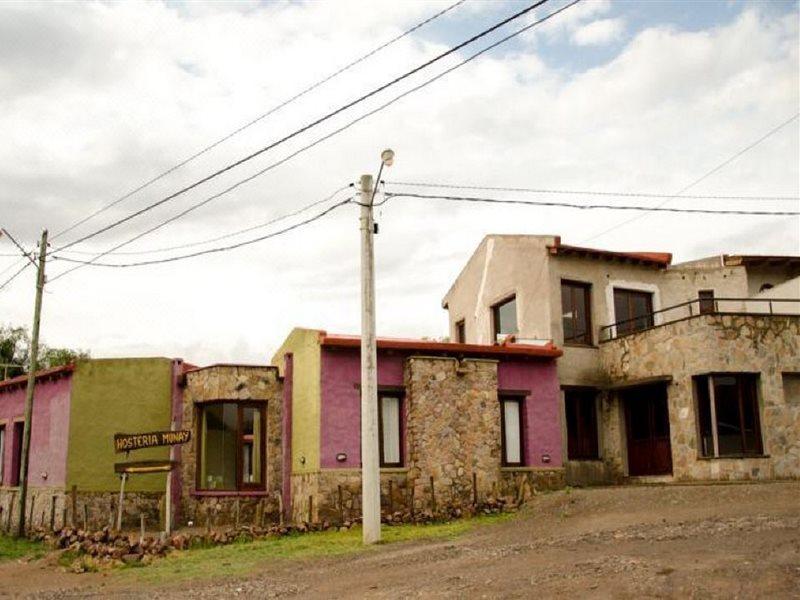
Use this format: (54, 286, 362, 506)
(114, 460, 178, 474)
(114, 430, 191, 453)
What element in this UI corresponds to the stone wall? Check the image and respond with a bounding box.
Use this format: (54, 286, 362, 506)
(600, 314, 800, 481)
(180, 365, 283, 526)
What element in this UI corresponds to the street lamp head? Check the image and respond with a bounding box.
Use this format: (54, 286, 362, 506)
(381, 149, 395, 167)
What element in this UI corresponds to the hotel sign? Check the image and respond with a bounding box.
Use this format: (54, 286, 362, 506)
(114, 430, 191, 453)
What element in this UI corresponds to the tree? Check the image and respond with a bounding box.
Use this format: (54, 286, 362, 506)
(0, 324, 89, 380)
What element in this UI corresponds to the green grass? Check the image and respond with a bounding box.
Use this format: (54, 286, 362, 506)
(0, 535, 45, 563)
(117, 513, 514, 585)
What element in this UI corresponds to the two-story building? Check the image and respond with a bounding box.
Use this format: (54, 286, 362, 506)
(442, 234, 800, 485)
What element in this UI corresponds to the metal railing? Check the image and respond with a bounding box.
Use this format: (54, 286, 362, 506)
(599, 297, 800, 342)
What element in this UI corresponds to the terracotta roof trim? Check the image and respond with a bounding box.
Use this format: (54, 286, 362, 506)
(548, 237, 672, 267)
(0, 364, 75, 393)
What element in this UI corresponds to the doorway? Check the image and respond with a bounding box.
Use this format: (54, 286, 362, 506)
(622, 384, 672, 476)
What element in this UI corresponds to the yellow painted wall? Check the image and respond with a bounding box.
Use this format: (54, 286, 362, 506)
(271, 328, 321, 475)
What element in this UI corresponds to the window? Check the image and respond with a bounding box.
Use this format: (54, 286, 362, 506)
(561, 280, 593, 345)
(492, 295, 518, 341)
(455, 320, 466, 344)
(694, 374, 763, 458)
(613, 288, 654, 335)
(378, 393, 402, 467)
(564, 389, 599, 460)
(783, 373, 800, 406)
(500, 395, 524, 466)
(9, 422, 23, 487)
(698, 290, 715, 314)
(199, 402, 265, 491)
(0, 425, 4, 484)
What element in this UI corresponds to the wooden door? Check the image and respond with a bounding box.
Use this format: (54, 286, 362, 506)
(624, 385, 672, 476)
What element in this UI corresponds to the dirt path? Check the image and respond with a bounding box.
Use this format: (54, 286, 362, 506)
(2, 482, 799, 598)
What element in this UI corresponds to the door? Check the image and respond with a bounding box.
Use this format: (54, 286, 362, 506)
(623, 384, 672, 476)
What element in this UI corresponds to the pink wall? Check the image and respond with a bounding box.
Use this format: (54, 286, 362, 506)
(319, 348, 562, 470)
(0, 374, 72, 488)
(320, 348, 404, 469)
(498, 360, 563, 468)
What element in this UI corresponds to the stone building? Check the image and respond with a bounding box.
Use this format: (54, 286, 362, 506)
(272, 329, 564, 523)
(442, 234, 800, 485)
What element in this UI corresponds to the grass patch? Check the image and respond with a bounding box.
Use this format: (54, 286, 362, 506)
(0, 535, 45, 563)
(118, 512, 514, 585)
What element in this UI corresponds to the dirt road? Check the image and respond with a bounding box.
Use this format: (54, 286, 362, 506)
(2, 482, 799, 598)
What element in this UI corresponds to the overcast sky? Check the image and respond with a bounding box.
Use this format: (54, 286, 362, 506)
(1, 0, 798, 366)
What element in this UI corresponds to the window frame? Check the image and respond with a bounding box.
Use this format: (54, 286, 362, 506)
(613, 288, 654, 335)
(564, 388, 600, 460)
(693, 373, 764, 458)
(0, 424, 5, 485)
(196, 400, 268, 493)
(491, 294, 518, 342)
(454, 319, 466, 344)
(561, 279, 593, 346)
(9, 421, 23, 487)
(698, 290, 715, 314)
(377, 391, 404, 468)
(499, 394, 525, 467)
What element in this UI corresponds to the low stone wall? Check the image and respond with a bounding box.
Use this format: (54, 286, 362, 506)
(180, 494, 281, 528)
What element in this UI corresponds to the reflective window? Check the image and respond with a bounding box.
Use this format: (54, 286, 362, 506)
(501, 396, 524, 465)
(492, 296, 518, 341)
(199, 403, 265, 491)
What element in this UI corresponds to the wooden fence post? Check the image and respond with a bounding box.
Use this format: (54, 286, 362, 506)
(338, 485, 344, 524)
(49, 495, 56, 531)
(388, 480, 394, 515)
(307, 495, 313, 524)
(70, 485, 77, 528)
(472, 473, 478, 506)
(429, 476, 436, 514)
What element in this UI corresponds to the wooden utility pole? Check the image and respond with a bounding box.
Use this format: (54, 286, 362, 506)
(15, 229, 48, 537)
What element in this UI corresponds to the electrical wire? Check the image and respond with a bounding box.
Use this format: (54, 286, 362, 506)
(384, 181, 800, 202)
(50, 0, 467, 242)
(382, 192, 800, 216)
(580, 112, 800, 243)
(49, 0, 582, 282)
(52, 0, 553, 255)
(0, 262, 31, 292)
(50, 198, 353, 271)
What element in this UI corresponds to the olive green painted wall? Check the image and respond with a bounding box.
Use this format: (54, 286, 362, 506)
(271, 328, 321, 474)
(66, 358, 175, 492)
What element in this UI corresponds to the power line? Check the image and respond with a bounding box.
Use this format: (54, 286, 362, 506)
(383, 192, 800, 216)
(50, 198, 353, 272)
(57, 186, 352, 256)
(52, 0, 553, 255)
(49, 0, 582, 281)
(384, 181, 800, 202)
(0, 262, 31, 293)
(580, 112, 800, 243)
(50, 0, 466, 243)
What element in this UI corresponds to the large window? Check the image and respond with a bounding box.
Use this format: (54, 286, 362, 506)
(9, 422, 23, 487)
(378, 393, 402, 467)
(492, 295, 518, 341)
(565, 389, 599, 460)
(613, 288, 654, 335)
(694, 374, 763, 458)
(199, 402, 265, 491)
(0, 425, 5, 485)
(561, 280, 592, 345)
(500, 395, 524, 466)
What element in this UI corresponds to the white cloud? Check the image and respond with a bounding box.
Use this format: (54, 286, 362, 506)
(0, 2, 797, 365)
(572, 17, 626, 46)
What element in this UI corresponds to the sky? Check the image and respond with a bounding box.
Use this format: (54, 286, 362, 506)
(0, 0, 798, 365)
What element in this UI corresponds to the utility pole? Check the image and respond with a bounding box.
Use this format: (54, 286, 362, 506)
(359, 149, 394, 546)
(15, 229, 48, 537)
(359, 173, 381, 545)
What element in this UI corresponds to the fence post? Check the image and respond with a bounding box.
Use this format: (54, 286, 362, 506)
(472, 473, 478, 506)
(338, 485, 344, 524)
(429, 476, 436, 514)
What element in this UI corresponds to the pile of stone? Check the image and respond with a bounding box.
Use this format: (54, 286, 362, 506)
(380, 496, 517, 526)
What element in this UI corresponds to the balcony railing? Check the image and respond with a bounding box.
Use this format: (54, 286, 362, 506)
(599, 297, 800, 342)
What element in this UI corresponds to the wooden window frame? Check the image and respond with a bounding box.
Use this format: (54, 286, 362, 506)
(491, 294, 518, 341)
(377, 391, 404, 468)
(9, 421, 24, 487)
(564, 388, 600, 460)
(455, 319, 466, 344)
(561, 280, 593, 346)
(698, 290, 715, 314)
(0, 424, 5, 485)
(613, 288, 654, 335)
(196, 401, 267, 493)
(500, 394, 525, 467)
(693, 374, 763, 458)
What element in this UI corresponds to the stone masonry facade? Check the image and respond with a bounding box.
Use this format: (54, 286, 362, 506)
(600, 314, 800, 481)
(180, 365, 283, 526)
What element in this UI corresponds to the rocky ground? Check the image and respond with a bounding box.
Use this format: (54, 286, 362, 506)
(1, 482, 798, 598)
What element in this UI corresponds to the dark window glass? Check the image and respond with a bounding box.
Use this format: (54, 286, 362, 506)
(199, 402, 265, 491)
(694, 374, 762, 458)
(455, 320, 466, 344)
(694, 377, 714, 457)
(492, 296, 518, 341)
(614, 288, 654, 335)
(714, 376, 745, 455)
(378, 394, 402, 467)
(561, 281, 592, 345)
(9, 421, 23, 487)
(565, 389, 599, 460)
(500, 396, 524, 466)
(698, 290, 715, 314)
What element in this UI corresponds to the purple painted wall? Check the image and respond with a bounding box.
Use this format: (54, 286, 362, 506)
(0, 373, 72, 488)
(498, 360, 562, 468)
(320, 348, 404, 469)
(319, 348, 562, 470)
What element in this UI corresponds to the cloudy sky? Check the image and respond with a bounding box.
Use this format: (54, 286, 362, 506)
(1, 0, 798, 365)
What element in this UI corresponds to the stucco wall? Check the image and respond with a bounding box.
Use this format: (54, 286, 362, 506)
(66, 358, 177, 493)
(0, 373, 71, 489)
(600, 314, 800, 481)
